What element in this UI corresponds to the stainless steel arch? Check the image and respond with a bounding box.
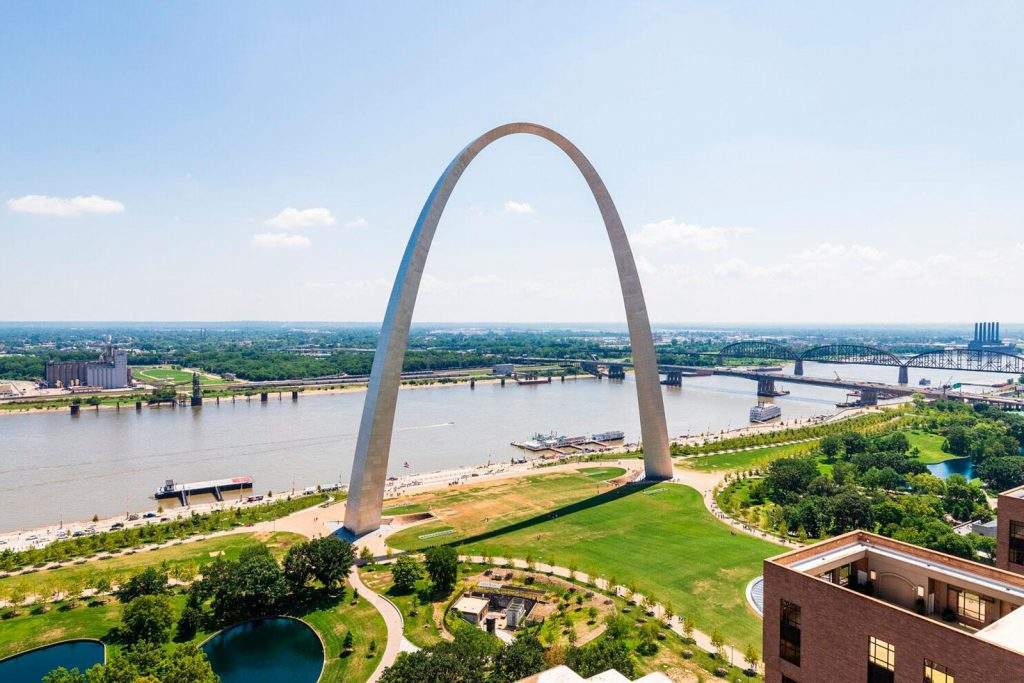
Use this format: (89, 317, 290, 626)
(343, 122, 673, 535)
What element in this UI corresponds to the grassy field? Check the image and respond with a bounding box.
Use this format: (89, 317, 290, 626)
(360, 569, 443, 648)
(907, 430, 956, 464)
(576, 466, 627, 480)
(0, 530, 386, 682)
(133, 365, 227, 385)
(0, 532, 304, 600)
(386, 478, 780, 650)
(679, 441, 818, 471)
(301, 591, 387, 683)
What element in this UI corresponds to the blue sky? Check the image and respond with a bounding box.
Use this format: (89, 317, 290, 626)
(2, 2, 1022, 323)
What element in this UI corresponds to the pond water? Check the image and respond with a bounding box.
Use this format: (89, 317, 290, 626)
(927, 457, 976, 480)
(0, 640, 104, 682)
(202, 617, 323, 683)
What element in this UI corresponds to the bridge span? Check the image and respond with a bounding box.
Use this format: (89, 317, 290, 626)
(517, 357, 1024, 410)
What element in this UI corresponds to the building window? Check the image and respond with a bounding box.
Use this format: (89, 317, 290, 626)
(779, 599, 801, 666)
(868, 636, 895, 683)
(956, 589, 985, 622)
(837, 563, 851, 586)
(1010, 520, 1024, 565)
(924, 659, 955, 683)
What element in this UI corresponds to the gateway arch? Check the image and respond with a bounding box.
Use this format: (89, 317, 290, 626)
(344, 122, 672, 535)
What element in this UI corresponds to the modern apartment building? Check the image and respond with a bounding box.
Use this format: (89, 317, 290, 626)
(763, 530, 1024, 682)
(997, 485, 1024, 575)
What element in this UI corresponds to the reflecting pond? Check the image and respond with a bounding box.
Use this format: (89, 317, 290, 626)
(927, 457, 976, 480)
(202, 617, 323, 683)
(0, 640, 104, 682)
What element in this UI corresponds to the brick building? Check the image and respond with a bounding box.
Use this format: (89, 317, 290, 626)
(763, 531, 1024, 682)
(997, 485, 1024, 575)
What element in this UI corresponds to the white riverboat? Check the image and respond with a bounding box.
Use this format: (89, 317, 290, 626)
(749, 404, 781, 423)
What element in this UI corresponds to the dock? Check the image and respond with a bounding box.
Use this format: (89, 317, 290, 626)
(154, 475, 254, 505)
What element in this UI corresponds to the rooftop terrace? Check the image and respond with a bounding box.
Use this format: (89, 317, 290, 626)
(769, 531, 1024, 656)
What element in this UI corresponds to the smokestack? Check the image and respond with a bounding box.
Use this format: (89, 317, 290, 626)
(975, 323, 980, 341)
(996, 322, 1001, 342)
(985, 322, 991, 341)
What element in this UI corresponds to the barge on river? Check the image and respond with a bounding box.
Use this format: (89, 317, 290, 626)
(154, 475, 253, 505)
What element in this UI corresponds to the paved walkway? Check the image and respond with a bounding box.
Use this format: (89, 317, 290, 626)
(348, 564, 408, 682)
(671, 464, 802, 549)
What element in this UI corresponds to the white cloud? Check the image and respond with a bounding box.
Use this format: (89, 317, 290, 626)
(711, 258, 751, 278)
(6, 194, 125, 217)
(344, 217, 368, 229)
(304, 278, 388, 298)
(265, 207, 336, 230)
(796, 242, 885, 262)
(629, 219, 752, 252)
(504, 200, 535, 214)
(252, 232, 312, 249)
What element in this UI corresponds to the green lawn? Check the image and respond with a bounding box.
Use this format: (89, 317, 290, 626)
(133, 365, 227, 385)
(382, 503, 429, 516)
(301, 590, 387, 683)
(907, 430, 956, 464)
(0, 532, 386, 683)
(0, 532, 304, 601)
(680, 441, 819, 471)
(387, 483, 780, 650)
(576, 466, 627, 480)
(360, 570, 443, 648)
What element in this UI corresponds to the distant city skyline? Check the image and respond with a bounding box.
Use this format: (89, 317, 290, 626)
(3, 3, 1023, 323)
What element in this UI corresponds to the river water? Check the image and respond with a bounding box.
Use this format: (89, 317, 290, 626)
(0, 362, 1011, 532)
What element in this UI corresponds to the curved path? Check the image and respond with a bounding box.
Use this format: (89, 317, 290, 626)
(672, 461, 802, 549)
(348, 565, 409, 683)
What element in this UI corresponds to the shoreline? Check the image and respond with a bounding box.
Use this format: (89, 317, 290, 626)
(0, 372, 596, 417)
(0, 403, 882, 549)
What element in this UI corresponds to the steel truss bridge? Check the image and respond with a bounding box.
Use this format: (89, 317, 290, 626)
(715, 341, 1024, 384)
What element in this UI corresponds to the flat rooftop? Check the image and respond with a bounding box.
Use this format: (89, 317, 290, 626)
(769, 531, 1024, 656)
(1000, 484, 1024, 500)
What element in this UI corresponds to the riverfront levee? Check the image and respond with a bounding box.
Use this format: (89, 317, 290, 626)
(0, 362, 1008, 533)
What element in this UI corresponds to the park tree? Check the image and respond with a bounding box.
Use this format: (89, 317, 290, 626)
(283, 541, 316, 592)
(307, 536, 355, 590)
(120, 595, 174, 644)
(53, 643, 217, 683)
(944, 425, 970, 456)
(841, 431, 868, 455)
(764, 457, 819, 505)
(831, 489, 874, 533)
(831, 460, 858, 487)
(859, 466, 903, 492)
(978, 457, 1024, 492)
(116, 566, 169, 603)
(493, 634, 546, 682)
(744, 644, 760, 672)
(942, 474, 988, 521)
(566, 639, 634, 678)
(785, 496, 831, 538)
(153, 644, 219, 683)
(196, 544, 287, 624)
(424, 545, 458, 596)
(380, 628, 497, 683)
(820, 434, 844, 462)
(175, 601, 203, 641)
(391, 555, 424, 594)
(42, 669, 86, 683)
